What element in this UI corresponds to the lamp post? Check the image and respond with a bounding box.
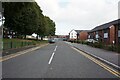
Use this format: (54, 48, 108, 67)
(0, 2, 4, 52)
(0, 2, 3, 80)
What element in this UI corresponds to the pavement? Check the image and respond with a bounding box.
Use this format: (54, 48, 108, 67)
(0, 43, 49, 62)
(2, 45, 36, 56)
(1, 41, 120, 78)
(66, 42, 120, 70)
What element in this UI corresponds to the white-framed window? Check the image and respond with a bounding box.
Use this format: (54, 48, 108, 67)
(72, 36, 73, 38)
(96, 31, 98, 34)
(118, 30, 120, 37)
(88, 35, 90, 38)
(72, 33, 73, 35)
(7, 31, 9, 34)
(95, 34, 99, 39)
(104, 33, 108, 38)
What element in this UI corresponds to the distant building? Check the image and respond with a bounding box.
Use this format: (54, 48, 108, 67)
(69, 29, 82, 40)
(88, 19, 120, 45)
(56, 35, 69, 41)
(79, 30, 90, 41)
(3, 28, 17, 38)
(69, 29, 89, 41)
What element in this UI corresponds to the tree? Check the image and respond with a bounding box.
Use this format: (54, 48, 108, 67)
(3, 2, 56, 39)
(44, 16, 56, 36)
(3, 2, 44, 38)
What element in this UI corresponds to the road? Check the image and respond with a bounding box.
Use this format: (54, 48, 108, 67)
(2, 41, 119, 78)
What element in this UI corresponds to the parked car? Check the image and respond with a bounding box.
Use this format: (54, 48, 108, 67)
(85, 39, 98, 43)
(48, 39, 55, 43)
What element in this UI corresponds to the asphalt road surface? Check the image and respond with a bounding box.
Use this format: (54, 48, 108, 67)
(2, 41, 119, 78)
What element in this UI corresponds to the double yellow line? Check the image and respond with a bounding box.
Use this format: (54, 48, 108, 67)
(72, 47, 120, 78)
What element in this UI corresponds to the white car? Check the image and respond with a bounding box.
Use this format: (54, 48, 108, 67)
(85, 39, 98, 43)
(49, 39, 55, 43)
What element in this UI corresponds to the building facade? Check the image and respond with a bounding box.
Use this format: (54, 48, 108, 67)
(79, 30, 89, 41)
(69, 29, 89, 41)
(88, 19, 120, 45)
(115, 23, 120, 45)
(69, 29, 82, 40)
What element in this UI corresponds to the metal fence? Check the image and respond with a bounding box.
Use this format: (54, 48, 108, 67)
(3, 41, 35, 50)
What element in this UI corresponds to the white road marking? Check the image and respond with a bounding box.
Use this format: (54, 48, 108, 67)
(48, 52, 55, 64)
(48, 46, 58, 64)
(54, 46, 58, 52)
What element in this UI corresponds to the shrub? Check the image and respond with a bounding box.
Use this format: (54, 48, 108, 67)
(116, 45, 120, 53)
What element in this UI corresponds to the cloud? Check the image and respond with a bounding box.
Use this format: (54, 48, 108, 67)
(35, 0, 119, 35)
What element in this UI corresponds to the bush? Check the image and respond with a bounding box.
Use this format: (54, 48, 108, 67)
(116, 45, 120, 53)
(103, 45, 119, 53)
(87, 42, 103, 48)
(107, 45, 114, 51)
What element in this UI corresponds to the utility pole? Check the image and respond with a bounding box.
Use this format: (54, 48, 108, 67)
(0, 1, 4, 52)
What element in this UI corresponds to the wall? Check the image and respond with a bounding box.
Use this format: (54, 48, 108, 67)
(79, 31, 88, 40)
(109, 25, 115, 45)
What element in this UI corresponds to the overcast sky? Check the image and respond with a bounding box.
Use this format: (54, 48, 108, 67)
(36, 0, 119, 35)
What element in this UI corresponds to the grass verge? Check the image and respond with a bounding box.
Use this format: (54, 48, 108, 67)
(3, 38, 48, 50)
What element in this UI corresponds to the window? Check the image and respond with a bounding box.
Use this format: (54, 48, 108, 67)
(104, 33, 108, 38)
(104, 29, 108, 38)
(96, 34, 99, 39)
(118, 37, 120, 43)
(72, 36, 73, 38)
(118, 30, 120, 37)
(104, 29, 108, 33)
(96, 31, 98, 34)
(88, 35, 90, 38)
(118, 25, 120, 30)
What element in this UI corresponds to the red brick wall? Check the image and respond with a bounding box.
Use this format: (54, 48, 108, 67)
(98, 30, 103, 42)
(115, 25, 118, 45)
(109, 25, 115, 45)
(79, 31, 88, 40)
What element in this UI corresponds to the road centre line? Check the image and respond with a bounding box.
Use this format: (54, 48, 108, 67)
(48, 52, 55, 64)
(48, 46, 57, 64)
(54, 46, 58, 52)
(71, 47, 120, 78)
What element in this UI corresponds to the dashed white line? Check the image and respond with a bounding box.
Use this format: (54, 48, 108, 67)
(48, 46, 58, 64)
(54, 46, 58, 52)
(48, 52, 55, 64)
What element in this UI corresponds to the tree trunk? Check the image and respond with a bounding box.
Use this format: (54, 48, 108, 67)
(36, 35, 39, 40)
(41, 36, 43, 40)
(24, 35, 26, 39)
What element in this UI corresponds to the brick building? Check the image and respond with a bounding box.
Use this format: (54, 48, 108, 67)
(69, 29, 82, 40)
(115, 22, 120, 45)
(88, 19, 120, 45)
(79, 30, 89, 41)
(69, 29, 89, 41)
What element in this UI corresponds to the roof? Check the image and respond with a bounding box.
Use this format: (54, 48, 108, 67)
(90, 19, 120, 32)
(69, 29, 90, 34)
(75, 30, 83, 34)
(81, 30, 90, 32)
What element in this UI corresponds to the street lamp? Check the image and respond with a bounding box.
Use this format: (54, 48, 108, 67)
(0, 2, 5, 52)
